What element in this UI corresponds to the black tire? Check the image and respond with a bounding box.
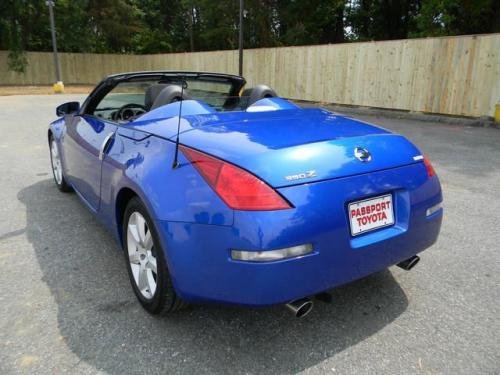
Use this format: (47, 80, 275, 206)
(122, 197, 186, 314)
(49, 135, 72, 192)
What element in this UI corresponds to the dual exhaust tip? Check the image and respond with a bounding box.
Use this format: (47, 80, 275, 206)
(285, 298, 314, 318)
(397, 255, 420, 271)
(285, 255, 420, 318)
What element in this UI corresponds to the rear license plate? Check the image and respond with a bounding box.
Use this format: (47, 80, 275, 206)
(348, 194, 394, 236)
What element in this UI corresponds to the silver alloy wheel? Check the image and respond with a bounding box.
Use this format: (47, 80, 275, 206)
(127, 212, 157, 299)
(50, 139, 63, 185)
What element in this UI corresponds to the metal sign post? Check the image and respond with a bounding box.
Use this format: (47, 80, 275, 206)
(46, 0, 64, 92)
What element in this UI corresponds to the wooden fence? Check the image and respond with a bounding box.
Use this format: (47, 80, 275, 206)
(1, 34, 499, 117)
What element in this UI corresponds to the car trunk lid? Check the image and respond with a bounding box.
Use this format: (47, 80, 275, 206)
(140, 108, 423, 187)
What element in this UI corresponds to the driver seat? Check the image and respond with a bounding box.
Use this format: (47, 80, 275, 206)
(150, 85, 190, 110)
(145, 84, 170, 110)
(241, 84, 277, 108)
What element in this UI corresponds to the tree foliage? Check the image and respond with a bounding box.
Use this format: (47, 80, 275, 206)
(0, 0, 497, 64)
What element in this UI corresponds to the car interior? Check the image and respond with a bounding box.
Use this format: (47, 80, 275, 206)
(91, 76, 277, 123)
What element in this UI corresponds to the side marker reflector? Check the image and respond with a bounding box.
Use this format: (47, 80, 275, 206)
(426, 202, 442, 217)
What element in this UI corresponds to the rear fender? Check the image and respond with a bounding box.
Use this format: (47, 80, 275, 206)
(99, 129, 234, 234)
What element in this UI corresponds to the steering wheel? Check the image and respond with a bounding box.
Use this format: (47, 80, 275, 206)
(115, 103, 147, 122)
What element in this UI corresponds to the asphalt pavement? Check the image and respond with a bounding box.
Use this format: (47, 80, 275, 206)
(0, 94, 498, 374)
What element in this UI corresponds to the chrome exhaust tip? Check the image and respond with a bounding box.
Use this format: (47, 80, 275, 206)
(397, 255, 420, 271)
(285, 298, 313, 318)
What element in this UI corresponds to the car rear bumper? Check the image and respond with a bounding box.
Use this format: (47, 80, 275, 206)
(155, 163, 443, 306)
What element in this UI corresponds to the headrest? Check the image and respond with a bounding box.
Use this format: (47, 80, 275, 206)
(145, 84, 171, 110)
(150, 85, 191, 110)
(241, 85, 277, 107)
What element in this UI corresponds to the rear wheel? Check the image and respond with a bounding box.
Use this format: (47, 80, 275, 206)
(49, 136, 72, 192)
(123, 197, 186, 314)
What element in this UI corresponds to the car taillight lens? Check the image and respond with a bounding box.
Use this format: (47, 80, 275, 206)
(180, 145, 292, 210)
(423, 157, 436, 177)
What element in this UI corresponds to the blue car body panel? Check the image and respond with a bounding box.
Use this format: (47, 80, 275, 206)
(63, 115, 117, 210)
(49, 95, 443, 307)
(156, 164, 442, 305)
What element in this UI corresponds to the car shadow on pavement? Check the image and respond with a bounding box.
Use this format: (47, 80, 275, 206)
(19, 179, 409, 374)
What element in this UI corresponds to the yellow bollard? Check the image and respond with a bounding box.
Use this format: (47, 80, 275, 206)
(495, 103, 500, 123)
(53, 81, 64, 94)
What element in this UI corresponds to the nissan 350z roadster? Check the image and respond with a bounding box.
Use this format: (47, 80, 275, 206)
(48, 71, 443, 317)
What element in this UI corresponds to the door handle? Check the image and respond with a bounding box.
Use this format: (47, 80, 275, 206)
(99, 132, 115, 161)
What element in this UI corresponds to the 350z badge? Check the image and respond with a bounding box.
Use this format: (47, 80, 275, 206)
(285, 170, 317, 182)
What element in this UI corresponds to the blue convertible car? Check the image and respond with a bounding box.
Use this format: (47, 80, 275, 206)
(49, 71, 442, 317)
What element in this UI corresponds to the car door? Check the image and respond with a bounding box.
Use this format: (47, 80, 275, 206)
(62, 77, 155, 211)
(63, 114, 117, 211)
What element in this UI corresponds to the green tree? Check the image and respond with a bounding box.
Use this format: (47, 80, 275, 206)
(276, 0, 346, 45)
(87, 0, 144, 52)
(347, 0, 420, 41)
(413, 0, 497, 37)
(0, 0, 498, 73)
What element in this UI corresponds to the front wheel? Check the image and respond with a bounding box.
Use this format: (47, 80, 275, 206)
(123, 197, 186, 314)
(49, 136, 72, 192)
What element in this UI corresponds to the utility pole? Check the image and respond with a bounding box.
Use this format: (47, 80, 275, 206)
(188, 2, 194, 52)
(46, 0, 64, 92)
(238, 0, 244, 76)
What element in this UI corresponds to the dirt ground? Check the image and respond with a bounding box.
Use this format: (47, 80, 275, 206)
(0, 85, 94, 96)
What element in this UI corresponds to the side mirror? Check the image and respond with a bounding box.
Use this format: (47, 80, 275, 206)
(56, 101, 80, 116)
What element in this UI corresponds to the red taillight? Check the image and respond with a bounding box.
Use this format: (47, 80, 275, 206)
(423, 157, 436, 177)
(180, 145, 292, 210)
